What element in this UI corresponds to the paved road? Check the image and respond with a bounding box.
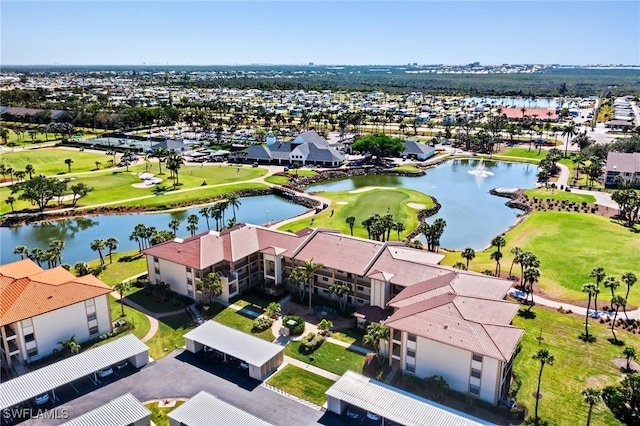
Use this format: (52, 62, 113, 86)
(22, 350, 347, 426)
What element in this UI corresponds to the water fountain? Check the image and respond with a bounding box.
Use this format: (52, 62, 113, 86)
(467, 159, 495, 178)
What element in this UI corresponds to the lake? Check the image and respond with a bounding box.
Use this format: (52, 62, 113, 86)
(0, 195, 307, 265)
(463, 97, 577, 109)
(304, 159, 538, 250)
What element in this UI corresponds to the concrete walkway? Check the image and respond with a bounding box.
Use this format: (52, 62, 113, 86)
(509, 288, 640, 320)
(549, 163, 618, 209)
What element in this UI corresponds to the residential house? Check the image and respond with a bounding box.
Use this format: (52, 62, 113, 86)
(401, 140, 436, 160)
(604, 152, 640, 187)
(0, 260, 113, 373)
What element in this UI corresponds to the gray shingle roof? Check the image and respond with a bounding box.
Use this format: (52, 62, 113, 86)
(62, 393, 150, 426)
(326, 371, 491, 426)
(293, 130, 329, 146)
(606, 152, 640, 174)
(402, 140, 435, 156)
(168, 391, 273, 426)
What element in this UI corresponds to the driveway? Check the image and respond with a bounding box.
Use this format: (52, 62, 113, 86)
(22, 350, 346, 426)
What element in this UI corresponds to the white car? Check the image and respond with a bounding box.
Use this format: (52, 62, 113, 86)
(239, 361, 249, 370)
(34, 393, 49, 405)
(97, 366, 113, 377)
(366, 412, 380, 420)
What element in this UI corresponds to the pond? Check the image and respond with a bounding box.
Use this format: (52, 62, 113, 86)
(304, 159, 538, 250)
(463, 97, 577, 109)
(0, 195, 307, 265)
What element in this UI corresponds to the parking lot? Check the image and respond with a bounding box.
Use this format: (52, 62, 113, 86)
(19, 349, 350, 426)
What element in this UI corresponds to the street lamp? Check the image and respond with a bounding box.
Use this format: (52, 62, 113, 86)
(266, 210, 269, 224)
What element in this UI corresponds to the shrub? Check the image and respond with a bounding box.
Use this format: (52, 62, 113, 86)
(265, 302, 281, 319)
(282, 315, 305, 335)
(252, 316, 273, 332)
(300, 332, 324, 353)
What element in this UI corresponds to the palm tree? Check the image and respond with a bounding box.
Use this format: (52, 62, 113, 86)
(105, 237, 118, 264)
(508, 246, 522, 278)
(299, 259, 323, 314)
(199, 207, 212, 230)
(90, 238, 106, 267)
(581, 388, 601, 426)
(621, 272, 637, 308)
(363, 322, 390, 365)
(581, 283, 598, 340)
(113, 280, 131, 317)
(166, 152, 184, 187)
(524, 267, 540, 305)
(14, 245, 29, 260)
(64, 158, 73, 172)
(589, 267, 606, 314)
(58, 335, 80, 356)
(622, 346, 636, 372)
(604, 276, 620, 298)
(25, 164, 35, 179)
(187, 214, 199, 236)
(30, 247, 44, 266)
(168, 219, 181, 236)
(491, 235, 506, 254)
(394, 221, 406, 240)
(199, 272, 223, 305)
(561, 122, 577, 157)
(490, 250, 503, 276)
(532, 348, 555, 424)
(227, 193, 241, 221)
(5, 196, 15, 213)
(48, 239, 65, 267)
(346, 216, 356, 236)
(153, 148, 168, 175)
(610, 295, 626, 342)
(328, 282, 350, 312)
(288, 267, 307, 300)
(461, 248, 475, 269)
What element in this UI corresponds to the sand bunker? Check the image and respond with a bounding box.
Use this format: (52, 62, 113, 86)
(407, 202, 426, 209)
(336, 201, 348, 205)
(349, 186, 395, 194)
(132, 172, 163, 188)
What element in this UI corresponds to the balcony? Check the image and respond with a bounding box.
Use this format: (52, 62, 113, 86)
(4, 325, 16, 339)
(7, 340, 19, 355)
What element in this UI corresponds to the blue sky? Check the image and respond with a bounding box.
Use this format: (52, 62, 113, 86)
(1, 1, 639, 65)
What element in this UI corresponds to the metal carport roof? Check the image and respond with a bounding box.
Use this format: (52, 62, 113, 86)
(183, 321, 283, 367)
(61, 393, 150, 426)
(0, 334, 149, 410)
(325, 371, 493, 426)
(168, 391, 272, 426)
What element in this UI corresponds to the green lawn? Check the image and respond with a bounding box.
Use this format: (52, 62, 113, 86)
(496, 147, 546, 161)
(279, 187, 434, 240)
(108, 296, 150, 341)
(145, 400, 185, 426)
(512, 305, 640, 426)
(266, 364, 335, 406)
(524, 188, 596, 204)
(331, 328, 365, 347)
(390, 165, 422, 173)
(284, 340, 365, 376)
(212, 306, 275, 341)
(87, 250, 147, 286)
(441, 212, 640, 304)
(0, 148, 118, 176)
(145, 313, 196, 360)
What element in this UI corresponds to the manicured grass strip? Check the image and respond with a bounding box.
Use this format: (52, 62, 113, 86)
(497, 147, 547, 160)
(264, 175, 290, 185)
(440, 212, 640, 305)
(108, 295, 150, 341)
(145, 400, 185, 426)
(279, 187, 434, 240)
(284, 340, 365, 376)
(266, 364, 334, 406)
(524, 188, 596, 203)
(88, 250, 147, 286)
(0, 148, 117, 176)
(212, 306, 274, 341)
(390, 165, 422, 173)
(146, 313, 196, 360)
(512, 305, 640, 426)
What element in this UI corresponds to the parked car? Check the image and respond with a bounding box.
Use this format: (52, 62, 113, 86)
(33, 393, 49, 405)
(345, 407, 362, 419)
(499, 397, 517, 408)
(366, 412, 381, 420)
(239, 361, 249, 370)
(97, 366, 114, 378)
(115, 360, 128, 370)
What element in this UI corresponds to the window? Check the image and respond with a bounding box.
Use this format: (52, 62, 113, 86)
(357, 286, 364, 291)
(407, 349, 416, 358)
(186, 267, 192, 273)
(27, 347, 38, 357)
(87, 313, 97, 322)
(472, 353, 483, 363)
(347, 273, 352, 279)
(406, 364, 415, 373)
(471, 368, 482, 379)
(187, 278, 193, 285)
(408, 334, 417, 342)
(154, 257, 159, 263)
(85, 299, 94, 308)
(155, 268, 160, 274)
(469, 384, 480, 395)
(24, 333, 35, 343)
(322, 276, 328, 282)
(89, 325, 99, 335)
(22, 318, 33, 328)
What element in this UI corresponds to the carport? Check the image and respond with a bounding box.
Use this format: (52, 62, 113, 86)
(0, 334, 149, 411)
(326, 371, 491, 426)
(168, 391, 273, 426)
(62, 393, 151, 426)
(183, 321, 283, 381)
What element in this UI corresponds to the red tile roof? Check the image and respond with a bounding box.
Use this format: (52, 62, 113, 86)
(500, 108, 557, 121)
(0, 260, 112, 326)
